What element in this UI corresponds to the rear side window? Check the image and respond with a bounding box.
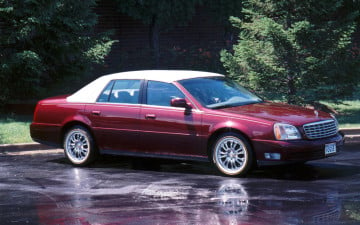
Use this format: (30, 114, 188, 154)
(97, 81, 114, 102)
(147, 81, 185, 107)
(97, 80, 141, 104)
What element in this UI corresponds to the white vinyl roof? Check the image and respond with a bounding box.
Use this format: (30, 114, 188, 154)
(67, 70, 224, 103)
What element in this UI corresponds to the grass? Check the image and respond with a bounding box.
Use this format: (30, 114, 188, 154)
(0, 114, 33, 144)
(323, 100, 360, 128)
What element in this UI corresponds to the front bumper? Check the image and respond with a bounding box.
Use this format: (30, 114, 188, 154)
(253, 132, 344, 166)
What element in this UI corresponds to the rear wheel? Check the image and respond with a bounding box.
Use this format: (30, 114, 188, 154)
(212, 132, 253, 176)
(63, 126, 97, 166)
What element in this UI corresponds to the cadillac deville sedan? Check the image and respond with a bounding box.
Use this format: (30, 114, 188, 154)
(30, 70, 344, 176)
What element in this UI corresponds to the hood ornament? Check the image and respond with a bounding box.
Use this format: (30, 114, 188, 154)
(314, 110, 319, 118)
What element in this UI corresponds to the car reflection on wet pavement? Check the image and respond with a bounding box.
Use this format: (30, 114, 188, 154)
(0, 144, 360, 225)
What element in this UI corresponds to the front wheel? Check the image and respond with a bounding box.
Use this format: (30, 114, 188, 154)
(212, 133, 253, 176)
(63, 126, 97, 166)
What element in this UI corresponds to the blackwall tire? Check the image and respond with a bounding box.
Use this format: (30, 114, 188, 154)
(212, 132, 253, 176)
(63, 126, 97, 166)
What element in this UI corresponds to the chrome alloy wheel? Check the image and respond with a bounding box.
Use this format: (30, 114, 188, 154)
(65, 130, 90, 164)
(214, 136, 249, 175)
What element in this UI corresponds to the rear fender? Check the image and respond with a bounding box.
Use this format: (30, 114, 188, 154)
(60, 114, 94, 146)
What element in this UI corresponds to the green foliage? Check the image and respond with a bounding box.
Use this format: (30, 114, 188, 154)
(166, 45, 225, 73)
(116, 0, 202, 28)
(201, 0, 244, 26)
(221, 0, 360, 104)
(116, 0, 201, 68)
(116, 0, 244, 70)
(85, 36, 116, 64)
(117, 0, 201, 68)
(0, 0, 115, 103)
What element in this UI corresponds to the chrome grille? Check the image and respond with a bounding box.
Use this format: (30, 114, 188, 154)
(303, 120, 338, 139)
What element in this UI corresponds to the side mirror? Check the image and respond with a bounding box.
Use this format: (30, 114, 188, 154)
(170, 98, 192, 109)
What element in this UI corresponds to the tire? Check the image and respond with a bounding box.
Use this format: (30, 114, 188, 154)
(63, 126, 97, 166)
(212, 132, 253, 176)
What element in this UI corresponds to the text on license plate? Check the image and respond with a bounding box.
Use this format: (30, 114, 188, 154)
(325, 143, 336, 155)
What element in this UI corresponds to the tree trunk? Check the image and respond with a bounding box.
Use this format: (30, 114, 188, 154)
(287, 75, 296, 104)
(149, 15, 160, 68)
(284, 11, 297, 104)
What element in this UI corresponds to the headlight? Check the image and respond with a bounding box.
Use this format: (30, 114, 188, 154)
(274, 123, 301, 140)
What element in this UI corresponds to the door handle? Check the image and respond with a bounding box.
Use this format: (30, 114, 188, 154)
(145, 114, 156, 119)
(91, 111, 101, 116)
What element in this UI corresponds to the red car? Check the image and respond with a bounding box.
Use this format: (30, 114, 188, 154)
(30, 70, 344, 176)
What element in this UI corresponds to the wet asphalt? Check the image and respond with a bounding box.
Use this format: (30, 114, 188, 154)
(0, 144, 360, 225)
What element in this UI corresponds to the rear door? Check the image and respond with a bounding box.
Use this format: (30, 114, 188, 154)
(85, 79, 142, 152)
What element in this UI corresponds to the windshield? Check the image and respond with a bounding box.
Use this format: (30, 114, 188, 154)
(179, 77, 262, 109)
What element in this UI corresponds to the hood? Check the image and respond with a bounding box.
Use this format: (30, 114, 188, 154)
(219, 102, 333, 126)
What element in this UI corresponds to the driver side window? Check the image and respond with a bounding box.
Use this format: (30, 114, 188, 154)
(147, 81, 185, 107)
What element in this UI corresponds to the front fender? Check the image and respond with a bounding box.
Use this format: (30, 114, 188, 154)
(207, 118, 273, 140)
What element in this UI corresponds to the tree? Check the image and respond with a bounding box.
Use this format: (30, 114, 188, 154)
(0, 0, 115, 104)
(116, 0, 201, 68)
(221, 0, 360, 104)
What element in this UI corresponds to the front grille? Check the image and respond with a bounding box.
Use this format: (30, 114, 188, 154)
(303, 120, 338, 139)
(312, 208, 341, 224)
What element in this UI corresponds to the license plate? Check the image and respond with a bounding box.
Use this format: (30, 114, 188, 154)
(325, 143, 336, 155)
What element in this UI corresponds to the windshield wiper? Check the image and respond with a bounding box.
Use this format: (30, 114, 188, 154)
(209, 103, 237, 109)
(208, 100, 263, 109)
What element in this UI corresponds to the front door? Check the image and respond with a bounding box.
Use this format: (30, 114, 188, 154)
(139, 80, 204, 157)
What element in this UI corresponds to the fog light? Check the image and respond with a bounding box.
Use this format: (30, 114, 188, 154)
(264, 153, 281, 160)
